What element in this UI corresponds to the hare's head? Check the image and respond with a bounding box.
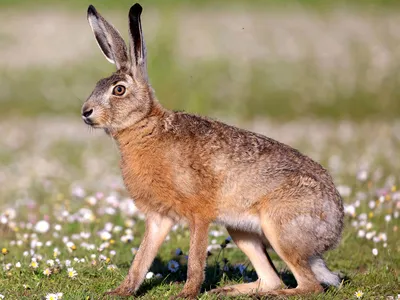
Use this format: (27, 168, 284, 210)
(82, 4, 154, 131)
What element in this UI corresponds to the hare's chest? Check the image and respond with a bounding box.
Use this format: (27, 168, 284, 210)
(120, 151, 160, 196)
(119, 149, 179, 212)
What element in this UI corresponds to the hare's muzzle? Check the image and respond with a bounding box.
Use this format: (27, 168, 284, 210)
(81, 104, 94, 125)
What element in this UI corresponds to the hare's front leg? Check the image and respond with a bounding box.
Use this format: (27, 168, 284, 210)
(171, 219, 210, 299)
(105, 213, 174, 296)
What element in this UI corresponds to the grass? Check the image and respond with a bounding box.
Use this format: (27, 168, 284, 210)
(1, 2, 400, 121)
(0, 118, 399, 299)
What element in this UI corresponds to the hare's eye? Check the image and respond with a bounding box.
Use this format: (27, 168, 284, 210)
(112, 85, 126, 96)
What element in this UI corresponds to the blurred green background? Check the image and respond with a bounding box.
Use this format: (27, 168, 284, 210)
(1, 0, 399, 121)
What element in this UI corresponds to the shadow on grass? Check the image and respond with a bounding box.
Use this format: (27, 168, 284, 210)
(133, 258, 309, 297)
(117, 254, 351, 298)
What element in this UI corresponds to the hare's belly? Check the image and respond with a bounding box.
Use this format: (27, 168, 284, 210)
(215, 210, 262, 233)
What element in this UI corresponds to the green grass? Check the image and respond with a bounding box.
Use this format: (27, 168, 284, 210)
(1, 1, 400, 122)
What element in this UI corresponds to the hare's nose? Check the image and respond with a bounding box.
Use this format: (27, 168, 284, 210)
(82, 109, 93, 118)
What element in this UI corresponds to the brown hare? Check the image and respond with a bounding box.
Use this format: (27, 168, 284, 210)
(82, 3, 344, 299)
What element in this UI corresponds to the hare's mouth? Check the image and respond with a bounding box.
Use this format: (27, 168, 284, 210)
(83, 117, 100, 127)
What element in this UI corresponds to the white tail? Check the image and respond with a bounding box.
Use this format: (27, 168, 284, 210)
(310, 256, 341, 287)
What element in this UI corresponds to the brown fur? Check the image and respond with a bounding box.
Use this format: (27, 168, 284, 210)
(83, 3, 344, 299)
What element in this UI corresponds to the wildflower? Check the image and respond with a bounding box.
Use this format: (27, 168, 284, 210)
(110, 250, 116, 256)
(175, 248, 183, 256)
(365, 232, 375, 240)
(80, 232, 91, 239)
(344, 204, 355, 216)
(65, 260, 71, 267)
(34, 220, 50, 233)
(66, 242, 76, 252)
(1, 248, 8, 255)
(104, 222, 113, 232)
(86, 196, 97, 206)
(368, 201, 375, 209)
(71, 185, 85, 198)
(155, 273, 163, 279)
(15, 262, 21, 268)
(121, 234, 133, 243)
(372, 248, 378, 256)
(67, 267, 77, 278)
(107, 264, 117, 271)
(113, 226, 122, 233)
(43, 268, 52, 276)
(30, 260, 39, 269)
(0, 294, 4, 299)
(355, 290, 364, 298)
(47, 259, 55, 267)
(99, 254, 107, 261)
(235, 264, 246, 275)
(146, 272, 154, 279)
(167, 260, 179, 273)
(357, 230, 366, 238)
(385, 215, 392, 223)
(45, 293, 61, 300)
(378, 233, 387, 242)
(124, 219, 135, 228)
(356, 170, 368, 182)
(207, 244, 219, 252)
(100, 231, 112, 241)
(53, 248, 60, 258)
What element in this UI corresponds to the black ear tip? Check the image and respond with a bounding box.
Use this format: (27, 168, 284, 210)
(129, 3, 143, 17)
(87, 5, 97, 16)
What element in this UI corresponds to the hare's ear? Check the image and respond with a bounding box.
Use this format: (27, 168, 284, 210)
(128, 4, 148, 81)
(87, 5, 128, 70)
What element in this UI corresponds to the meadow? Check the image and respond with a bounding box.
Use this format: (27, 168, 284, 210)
(0, 0, 400, 299)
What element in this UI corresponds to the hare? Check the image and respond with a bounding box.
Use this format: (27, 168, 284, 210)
(82, 3, 344, 299)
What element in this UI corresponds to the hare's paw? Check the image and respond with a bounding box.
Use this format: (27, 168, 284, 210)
(169, 291, 198, 300)
(208, 286, 236, 296)
(104, 285, 134, 297)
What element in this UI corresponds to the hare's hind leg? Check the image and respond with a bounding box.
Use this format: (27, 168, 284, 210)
(210, 229, 283, 296)
(259, 217, 324, 296)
